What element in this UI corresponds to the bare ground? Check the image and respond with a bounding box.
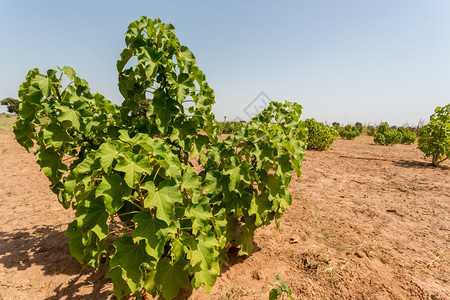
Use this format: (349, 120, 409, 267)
(0, 128, 449, 299)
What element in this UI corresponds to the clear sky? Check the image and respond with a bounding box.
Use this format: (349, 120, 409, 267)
(1, 0, 449, 126)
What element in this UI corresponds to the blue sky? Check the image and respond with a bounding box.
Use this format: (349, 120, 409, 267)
(1, 0, 449, 125)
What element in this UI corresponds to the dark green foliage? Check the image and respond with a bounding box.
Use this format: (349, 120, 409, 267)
(373, 122, 416, 145)
(397, 127, 417, 145)
(305, 118, 338, 150)
(373, 131, 400, 145)
(339, 124, 362, 140)
(418, 104, 450, 166)
(367, 127, 376, 136)
(1, 97, 20, 115)
(13, 17, 307, 299)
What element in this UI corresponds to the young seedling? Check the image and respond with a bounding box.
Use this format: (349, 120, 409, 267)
(269, 275, 294, 300)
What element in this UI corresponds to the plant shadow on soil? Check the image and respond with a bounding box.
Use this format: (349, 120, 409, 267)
(393, 159, 449, 170)
(0, 225, 113, 299)
(338, 155, 394, 162)
(0, 225, 262, 300)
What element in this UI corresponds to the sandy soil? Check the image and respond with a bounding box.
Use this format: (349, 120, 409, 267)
(0, 129, 449, 299)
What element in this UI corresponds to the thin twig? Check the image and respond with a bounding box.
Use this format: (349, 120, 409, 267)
(427, 249, 446, 267)
(46, 274, 56, 298)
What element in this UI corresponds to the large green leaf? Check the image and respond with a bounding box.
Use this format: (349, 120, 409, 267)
(106, 267, 132, 299)
(150, 96, 179, 133)
(66, 220, 108, 269)
(187, 204, 213, 235)
(109, 236, 153, 293)
(41, 123, 74, 148)
(155, 257, 190, 300)
(61, 66, 77, 80)
(74, 196, 110, 240)
(181, 168, 201, 191)
(236, 221, 256, 256)
(224, 160, 252, 192)
(142, 180, 183, 224)
(34, 74, 51, 97)
(187, 234, 220, 292)
(132, 211, 177, 259)
(114, 152, 152, 188)
(95, 141, 123, 172)
(95, 174, 131, 215)
(35, 147, 67, 182)
(65, 220, 84, 262)
(58, 106, 81, 130)
(248, 193, 272, 227)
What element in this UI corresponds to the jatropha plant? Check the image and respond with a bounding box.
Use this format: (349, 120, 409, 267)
(373, 122, 416, 146)
(13, 17, 307, 299)
(338, 124, 362, 140)
(304, 118, 337, 150)
(418, 104, 450, 166)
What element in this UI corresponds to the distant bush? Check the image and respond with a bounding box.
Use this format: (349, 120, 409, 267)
(418, 104, 450, 166)
(397, 127, 417, 145)
(367, 127, 376, 136)
(374, 131, 401, 145)
(373, 122, 417, 145)
(1, 98, 20, 115)
(217, 121, 243, 134)
(305, 118, 338, 150)
(339, 124, 362, 140)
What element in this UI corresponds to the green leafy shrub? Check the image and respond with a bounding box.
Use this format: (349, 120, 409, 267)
(373, 122, 398, 145)
(373, 122, 417, 145)
(339, 124, 362, 140)
(367, 127, 376, 136)
(397, 127, 417, 144)
(373, 131, 400, 145)
(305, 118, 338, 150)
(13, 17, 307, 299)
(418, 104, 450, 166)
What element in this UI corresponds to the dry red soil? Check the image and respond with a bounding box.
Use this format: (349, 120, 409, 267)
(0, 130, 449, 299)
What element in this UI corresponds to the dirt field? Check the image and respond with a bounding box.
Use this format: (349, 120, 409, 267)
(0, 117, 449, 299)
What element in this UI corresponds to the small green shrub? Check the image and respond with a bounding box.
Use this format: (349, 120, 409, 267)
(305, 118, 338, 150)
(339, 125, 362, 140)
(373, 122, 415, 145)
(418, 104, 450, 166)
(397, 127, 417, 144)
(367, 127, 376, 136)
(373, 132, 386, 145)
